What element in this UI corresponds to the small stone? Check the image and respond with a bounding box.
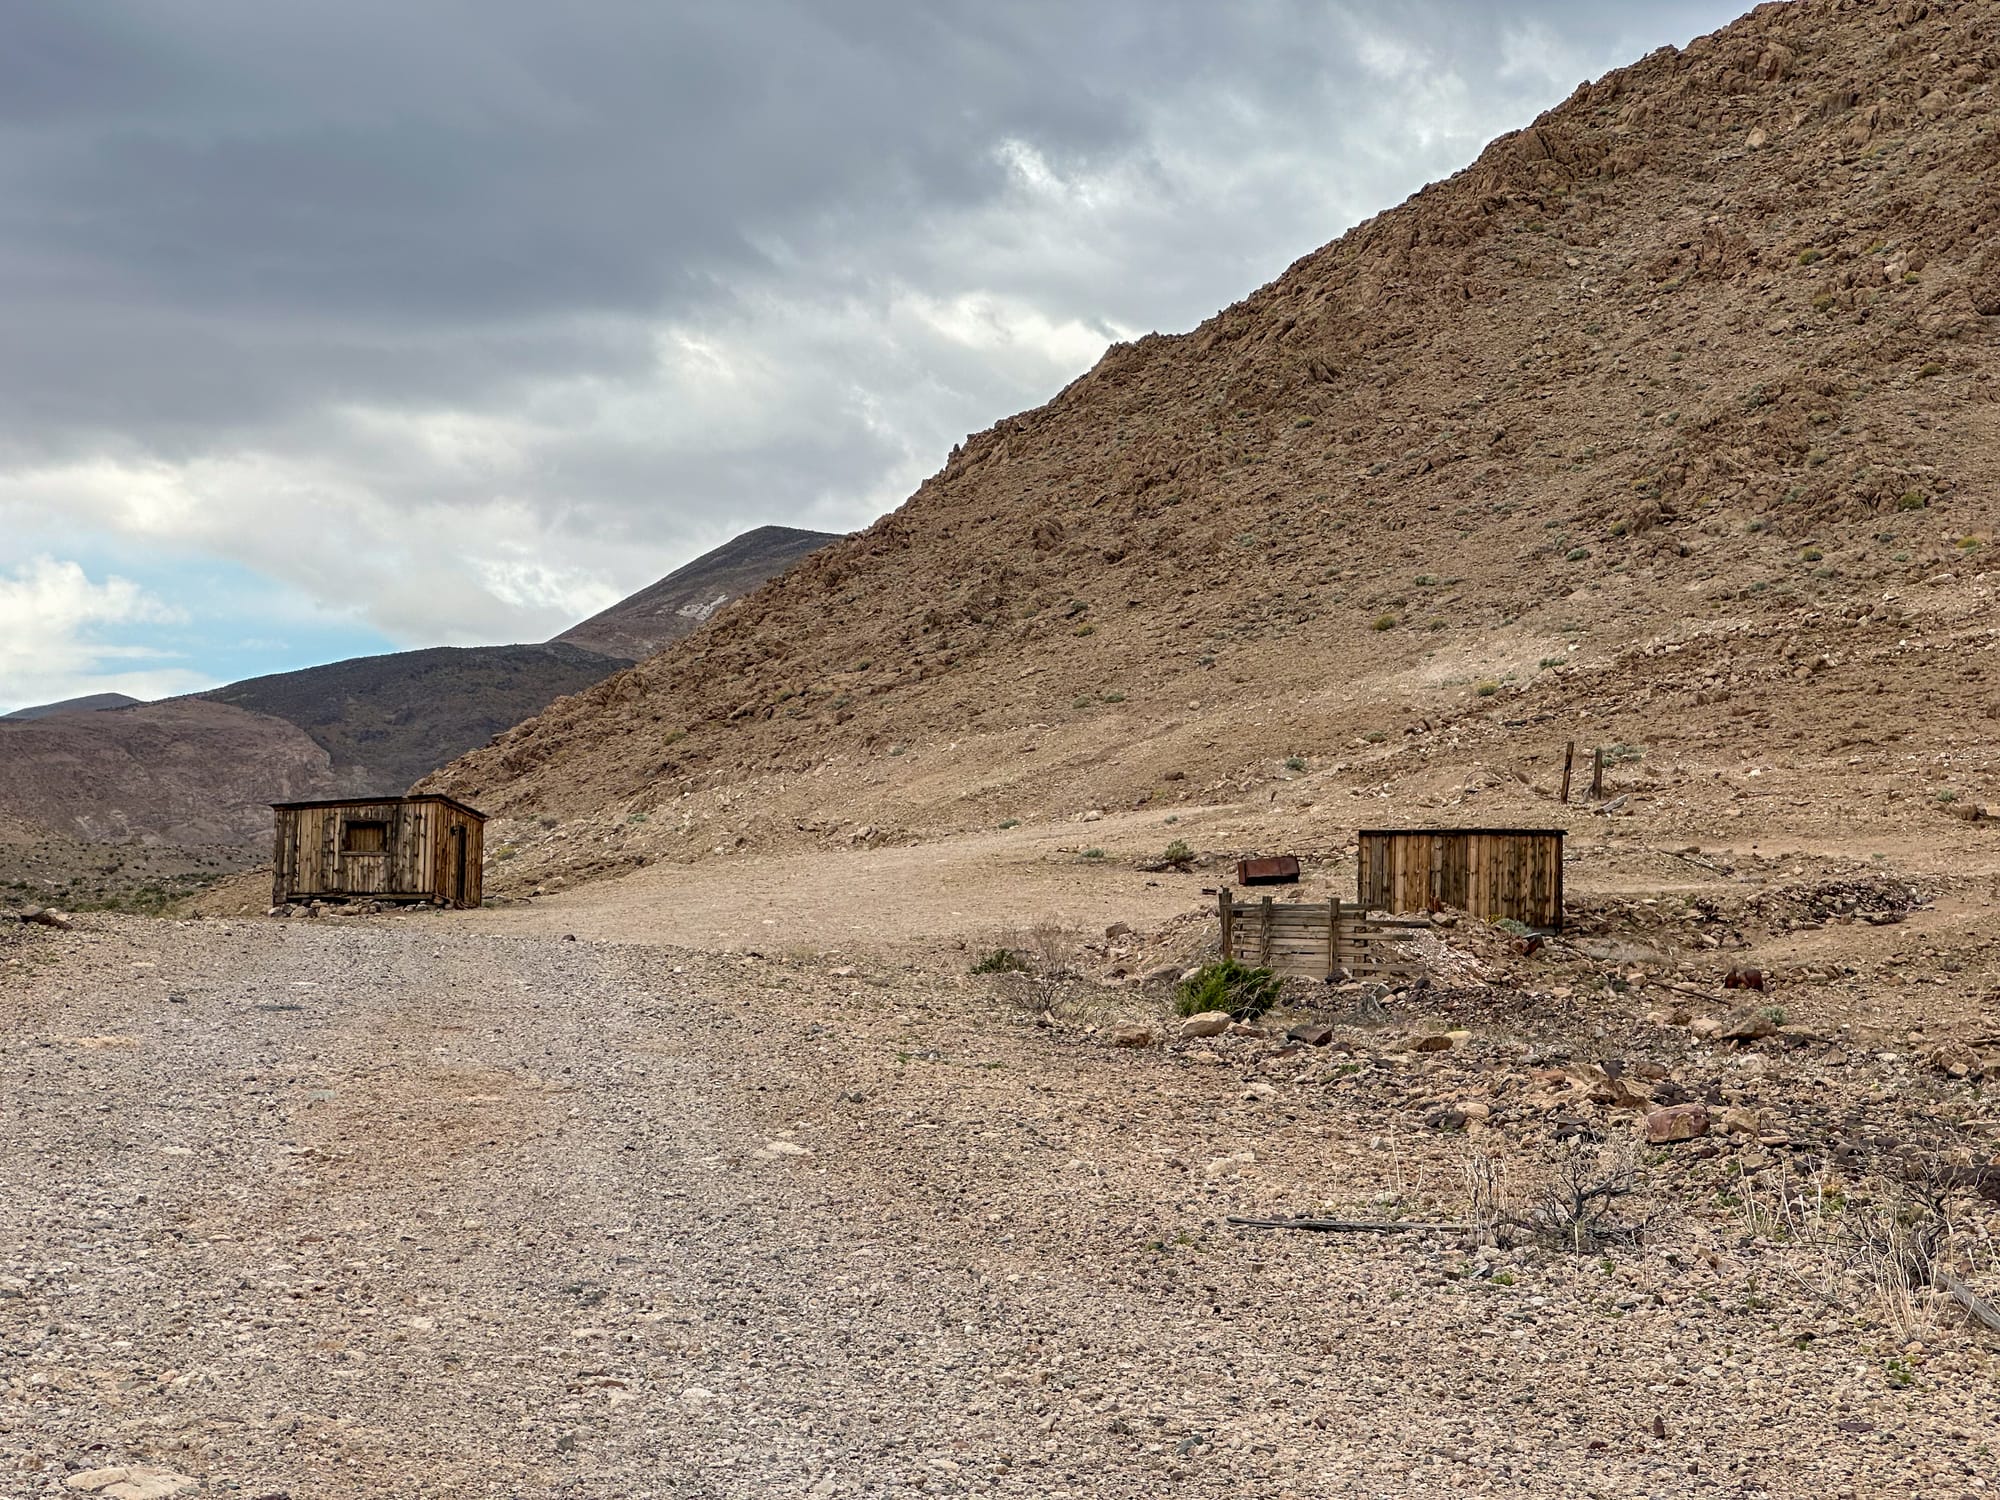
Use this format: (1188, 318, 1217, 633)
(1286, 1023, 1335, 1047)
(1105, 922, 1134, 939)
(758, 1140, 814, 1159)
(67, 1470, 199, 1500)
(1110, 1024, 1154, 1049)
(1412, 1030, 1469, 1052)
(1179, 1011, 1232, 1040)
(1689, 1016, 1724, 1039)
(1644, 1103, 1712, 1145)
(1718, 1107, 1762, 1136)
(20, 907, 72, 930)
(1718, 1009, 1776, 1041)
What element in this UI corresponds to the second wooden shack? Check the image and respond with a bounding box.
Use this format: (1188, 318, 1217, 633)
(1356, 827, 1565, 931)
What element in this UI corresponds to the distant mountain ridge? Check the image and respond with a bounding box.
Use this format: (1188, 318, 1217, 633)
(0, 524, 834, 850)
(200, 641, 627, 794)
(2, 692, 142, 721)
(554, 525, 840, 660)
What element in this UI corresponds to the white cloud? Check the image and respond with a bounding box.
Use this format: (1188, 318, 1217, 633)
(0, 556, 209, 712)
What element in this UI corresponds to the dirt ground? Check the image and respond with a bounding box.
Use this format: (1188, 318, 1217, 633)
(7, 811, 2000, 1499)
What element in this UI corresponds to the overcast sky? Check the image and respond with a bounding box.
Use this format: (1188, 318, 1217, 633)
(0, 0, 1750, 712)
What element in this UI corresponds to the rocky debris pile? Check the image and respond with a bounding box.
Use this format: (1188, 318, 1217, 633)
(266, 899, 392, 920)
(1742, 875, 1926, 933)
(13, 906, 73, 930)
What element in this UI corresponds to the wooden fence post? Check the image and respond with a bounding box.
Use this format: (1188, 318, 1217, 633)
(1559, 741, 1575, 805)
(1260, 897, 1274, 967)
(1326, 898, 1339, 981)
(1218, 887, 1234, 961)
(1590, 746, 1605, 801)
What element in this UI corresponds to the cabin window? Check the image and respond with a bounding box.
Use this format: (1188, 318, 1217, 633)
(342, 819, 388, 854)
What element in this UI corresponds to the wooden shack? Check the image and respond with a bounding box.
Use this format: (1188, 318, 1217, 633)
(1356, 827, 1565, 931)
(271, 795, 486, 908)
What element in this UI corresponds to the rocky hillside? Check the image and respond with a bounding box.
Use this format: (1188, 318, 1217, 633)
(0, 700, 337, 845)
(201, 642, 628, 794)
(427, 0, 2000, 888)
(553, 525, 841, 660)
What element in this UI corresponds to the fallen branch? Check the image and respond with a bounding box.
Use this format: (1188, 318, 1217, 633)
(1934, 1268, 2000, 1334)
(1227, 1215, 1470, 1235)
(1641, 976, 1722, 1004)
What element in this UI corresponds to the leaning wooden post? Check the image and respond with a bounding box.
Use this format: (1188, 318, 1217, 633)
(1260, 896, 1274, 967)
(1326, 897, 1340, 981)
(1559, 741, 1575, 805)
(1218, 887, 1234, 961)
(1590, 746, 1605, 800)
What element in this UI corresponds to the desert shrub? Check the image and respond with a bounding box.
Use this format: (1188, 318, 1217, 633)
(1173, 959, 1281, 1020)
(1509, 1139, 1658, 1252)
(1284, 754, 1307, 772)
(1081, 848, 1106, 861)
(1898, 491, 1928, 511)
(1371, 613, 1398, 631)
(1476, 680, 1500, 697)
(1565, 546, 1592, 562)
(1160, 839, 1195, 870)
(971, 949, 1031, 975)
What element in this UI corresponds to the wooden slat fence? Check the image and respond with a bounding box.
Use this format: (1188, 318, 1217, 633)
(1216, 889, 1428, 980)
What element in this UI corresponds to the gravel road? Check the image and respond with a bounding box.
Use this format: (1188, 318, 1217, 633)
(4, 915, 1994, 1498)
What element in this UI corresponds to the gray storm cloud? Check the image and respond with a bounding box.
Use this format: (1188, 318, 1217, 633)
(0, 0, 1748, 651)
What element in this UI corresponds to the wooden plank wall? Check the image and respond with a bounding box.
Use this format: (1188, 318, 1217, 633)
(1356, 831, 1563, 930)
(1216, 890, 1427, 979)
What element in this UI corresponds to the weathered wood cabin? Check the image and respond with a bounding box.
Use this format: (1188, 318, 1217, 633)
(1356, 827, 1565, 931)
(271, 795, 486, 908)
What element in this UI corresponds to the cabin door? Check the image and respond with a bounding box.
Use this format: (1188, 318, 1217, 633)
(449, 825, 468, 906)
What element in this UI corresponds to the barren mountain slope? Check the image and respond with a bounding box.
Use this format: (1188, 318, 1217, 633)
(428, 0, 2000, 888)
(0, 700, 338, 845)
(201, 641, 629, 794)
(554, 524, 842, 660)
